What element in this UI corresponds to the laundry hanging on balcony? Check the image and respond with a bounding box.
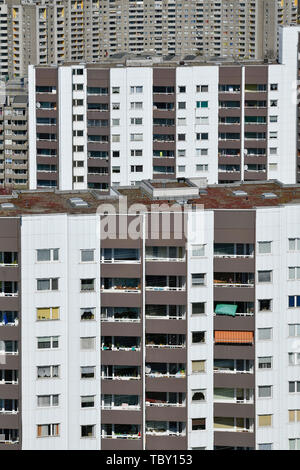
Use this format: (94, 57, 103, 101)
(215, 304, 238, 316)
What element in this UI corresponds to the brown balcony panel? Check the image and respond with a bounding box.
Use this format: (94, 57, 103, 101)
(244, 92, 267, 101)
(101, 239, 141, 250)
(146, 405, 186, 422)
(214, 373, 255, 389)
(214, 345, 255, 360)
(87, 111, 109, 120)
(214, 258, 255, 272)
(0, 267, 20, 281)
(146, 347, 186, 363)
(87, 174, 110, 184)
(146, 435, 187, 450)
(244, 140, 266, 148)
(145, 262, 186, 276)
(244, 124, 267, 132)
(87, 127, 109, 136)
(36, 172, 58, 181)
(218, 108, 241, 118)
(218, 125, 241, 133)
(244, 156, 267, 165)
(146, 377, 186, 393)
(87, 96, 110, 104)
(244, 108, 267, 117)
(101, 350, 142, 366)
(36, 157, 58, 166)
(218, 172, 241, 182)
(153, 111, 176, 119)
(214, 287, 255, 302)
(101, 438, 143, 450)
(145, 291, 186, 305)
(0, 327, 19, 341)
(101, 322, 142, 337)
(36, 110, 57, 119)
(35, 141, 57, 149)
(152, 173, 175, 180)
(101, 264, 141, 278)
(153, 94, 175, 102)
(218, 157, 241, 165)
(36, 93, 57, 102)
(87, 143, 109, 152)
(101, 293, 142, 308)
(0, 442, 21, 451)
(0, 384, 19, 399)
(218, 93, 241, 101)
(101, 409, 142, 425)
(0, 297, 19, 310)
(152, 158, 175, 167)
(214, 403, 255, 418)
(153, 142, 175, 151)
(214, 430, 255, 447)
(145, 319, 186, 335)
(214, 316, 254, 331)
(101, 379, 142, 395)
(87, 158, 109, 167)
(0, 355, 20, 369)
(0, 413, 19, 428)
(218, 141, 241, 149)
(244, 171, 267, 181)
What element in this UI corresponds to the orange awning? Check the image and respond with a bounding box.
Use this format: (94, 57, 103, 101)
(214, 330, 254, 344)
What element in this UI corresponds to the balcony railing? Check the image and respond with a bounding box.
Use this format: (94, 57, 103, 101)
(213, 281, 254, 288)
(145, 286, 185, 292)
(146, 401, 185, 408)
(146, 430, 185, 437)
(101, 375, 141, 381)
(145, 257, 185, 262)
(102, 434, 141, 440)
(102, 405, 140, 411)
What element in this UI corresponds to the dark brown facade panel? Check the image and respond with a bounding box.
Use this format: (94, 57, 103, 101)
(145, 377, 187, 393)
(101, 350, 143, 366)
(214, 403, 255, 418)
(146, 347, 186, 363)
(101, 263, 142, 278)
(153, 68, 176, 82)
(101, 438, 143, 450)
(101, 410, 143, 425)
(146, 435, 187, 450)
(214, 373, 255, 389)
(101, 322, 143, 337)
(146, 406, 186, 422)
(101, 293, 142, 308)
(219, 67, 242, 83)
(213, 316, 255, 331)
(214, 431, 255, 447)
(214, 345, 255, 360)
(0, 384, 19, 399)
(101, 380, 143, 395)
(145, 319, 186, 335)
(145, 291, 187, 305)
(245, 65, 268, 83)
(214, 287, 255, 302)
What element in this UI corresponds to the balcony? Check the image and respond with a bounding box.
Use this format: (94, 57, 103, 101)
(101, 307, 140, 323)
(101, 336, 141, 352)
(146, 421, 185, 437)
(101, 424, 141, 440)
(0, 429, 19, 445)
(145, 276, 186, 292)
(146, 334, 185, 349)
(213, 273, 254, 288)
(214, 243, 254, 258)
(101, 365, 141, 381)
(145, 246, 185, 262)
(214, 417, 254, 433)
(214, 388, 253, 404)
(101, 248, 140, 264)
(0, 282, 18, 297)
(145, 305, 185, 320)
(146, 392, 185, 408)
(102, 395, 140, 411)
(0, 341, 18, 355)
(0, 399, 18, 414)
(101, 278, 141, 293)
(145, 363, 186, 379)
(0, 252, 18, 266)
(0, 370, 18, 385)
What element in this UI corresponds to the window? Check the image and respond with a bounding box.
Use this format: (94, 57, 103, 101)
(270, 84, 278, 91)
(289, 439, 300, 450)
(37, 249, 59, 262)
(288, 296, 300, 308)
(178, 102, 186, 109)
(130, 133, 143, 142)
(269, 147, 277, 155)
(112, 134, 120, 142)
(269, 163, 277, 171)
(178, 86, 186, 93)
(196, 148, 208, 156)
(131, 149, 143, 157)
(258, 328, 272, 340)
(192, 360, 206, 373)
(80, 308, 95, 321)
(80, 337, 96, 350)
(130, 117, 143, 125)
(258, 271, 272, 283)
(81, 396, 95, 408)
(258, 299, 272, 312)
(178, 118, 186, 126)
(289, 324, 300, 337)
(192, 390, 206, 402)
(37, 424, 60, 438)
(178, 134, 186, 141)
(196, 101, 208, 108)
(269, 131, 277, 139)
(288, 267, 300, 280)
(288, 353, 300, 366)
(258, 357, 272, 369)
(131, 165, 143, 173)
(37, 395, 59, 407)
(289, 410, 300, 422)
(269, 115, 278, 123)
(196, 85, 209, 93)
(112, 103, 120, 110)
(191, 245, 205, 257)
(192, 331, 205, 344)
(37, 278, 58, 291)
(178, 149, 186, 157)
(270, 100, 277, 107)
(258, 241, 271, 254)
(81, 425, 95, 438)
(196, 133, 208, 140)
(192, 303, 205, 315)
(81, 279, 95, 291)
(192, 418, 206, 430)
(130, 86, 143, 94)
(81, 250, 94, 262)
(130, 102, 143, 110)
(112, 118, 120, 126)
(196, 164, 208, 172)
(178, 165, 185, 172)
(192, 273, 206, 286)
(37, 365, 59, 379)
(289, 238, 300, 251)
(258, 415, 272, 427)
(258, 386, 272, 398)
(196, 116, 209, 125)
(112, 87, 120, 94)
(112, 166, 120, 173)
(81, 366, 95, 379)
(259, 443, 273, 450)
(37, 307, 59, 321)
(37, 336, 59, 350)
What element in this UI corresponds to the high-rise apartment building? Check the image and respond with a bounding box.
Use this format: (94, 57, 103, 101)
(27, 26, 300, 192)
(0, 179, 300, 449)
(0, 0, 298, 79)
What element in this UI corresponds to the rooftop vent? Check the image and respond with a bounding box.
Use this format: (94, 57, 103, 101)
(232, 190, 248, 197)
(69, 197, 89, 208)
(1, 202, 15, 210)
(261, 192, 277, 199)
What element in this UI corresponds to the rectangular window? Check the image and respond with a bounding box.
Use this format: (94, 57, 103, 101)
(192, 273, 206, 286)
(258, 386, 272, 398)
(178, 165, 185, 173)
(178, 118, 186, 126)
(289, 238, 300, 251)
(37, 336, 59, 350)
(37, 249, 59, 262)
(112, 134, 120, 142)
(288, 353, 300, 366)
(289, 439, 300, 450)
(258, 357, 272, 369)
(130, 134, 143, 142)
(81, 250, 94, 262)
(37, 365, 59, 379)
(258, 271, 272, 283)
(130, 86, 143, 94)
(288, 267, 300, 280)
(130, 102, 143, 110)
(258, 415, 272, 427)
(80, 308, 95, 321)
(192, 331, 206, 344)
(112, 118, 120, 126)
(289, 410, 300, 422)
(112, 87, 120, 94)
(81, 425, 95, 438)
(258, 241, 271, 254)
(178, 149, 186, 157)
(258, 299, 272, 312)
(196, 101, 208, 108)
(178, 102, 186, 109)
(259, 444, 273, 450)
(81, 366, 95, 379)
(80, 337, 96, 350)
(258, 328, 272, 340)
(178, 134, 186, 141)
(37, 307, 59, 321)
(191, 245, 206, 257)
(288, 296, 300, 308)
(192, 303, 205, 315)
(289, 324, 300, 337)
(192, 360, 206, 373)
(81, 396, 95, 408)
(37, 395, 59, 407)
(81, 279, 95, 291)
(37, 424, 60, 438)
(269, 115, 278, 123)
(192, 418, 206, 430)
(192, 390, 206, 402)
(37, 278, 58, 291)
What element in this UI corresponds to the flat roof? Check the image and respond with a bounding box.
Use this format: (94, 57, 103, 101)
(0, 181, 299, 217)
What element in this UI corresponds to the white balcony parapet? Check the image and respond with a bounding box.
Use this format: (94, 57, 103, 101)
(145, 286, 185, 292)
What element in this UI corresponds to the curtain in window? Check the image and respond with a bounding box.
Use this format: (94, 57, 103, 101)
(192, 361, 205, 373)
